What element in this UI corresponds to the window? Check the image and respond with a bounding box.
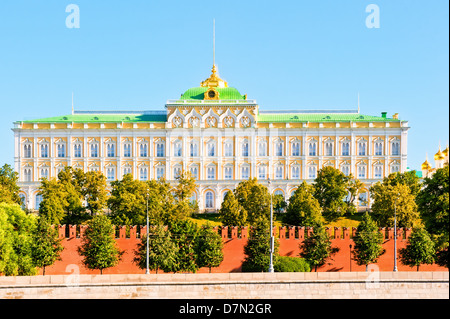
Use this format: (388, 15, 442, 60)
(190, 142, 198, 157)
(205, 191, 214, 209)
(57, 144, 66, 158)
(308, 143, 316, 156)
(24, 168, 32, 182)
(258, 166, 266, 179)
(107, 144, 115, 157)
(19, 194, 26, 210)
(224, 167, 233, 180)
(242, 141, 249, 157)
(341, 142, 350, 156)
(358, 166, 366, 179)
(40, 168, 49, 180)
(190, 166, 198, 179)
(207, 143, 215, 157)
(258, 141, 266, 156)
(23, 144, 32, 158)
(74, 144, 82, 158)
(40, 144, 48, 158)
(308, 166, 316, 179)
(375, 142, 383, 156)
(91, 144, 98, 158)
(140, 144, 148, 157)
(392, 142, 400, 156)
(276, 166, 283, 179)
(174, 167, 181, 179)
(224, 143, 233, 157)
(391, 165, 400, 174)
(359, 192, 368, 207)
(341, 166, 350, 176)
(292, 166, 300, 179)
(358, 142, 366, 156)
(207, 166, 215, 180)
(374, 166, 383, 178)
(241, 166, 249, 179)
(156, 143, 165, 157)
(325, 142, 333, 156)
(35, 194, 43, 210)
(156, 167, 164, 179)
(123, 144, 131, 157)
(123, 167, 132, 176)
(139, 168, 148, 181)
(275, 142, 283, 156)
(174, 142, 182, 157)
(106, 168, 115, 181)
(292, 142, 300, 156)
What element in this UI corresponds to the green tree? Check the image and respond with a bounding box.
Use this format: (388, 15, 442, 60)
(370, 183, 420, 228)
(0, 164, 21, 205)
(312, 166, 349, 223)
(384, 171, 421, 197)
(272, 194, 287, 214)
(352, 212, 385, 271)
(299, 223, 338, 272)
(274, 256, 311, 272)
(417, 165, 449, 269)
(219, 191, 247, 227)
(78, 215, 123, 274)
(345, 175, 365, 215)
(196, 224, 224, 273)
(32, 216, 64, 275)
(242, 218, 279, 272)
(82, 170, 108, 215)
(134, 225, 178, 273)
(0, 203, 37, 276)
(283, 181, 323, 227)
(400, 226, 436, 271)
(38, 178, 67, 225)
(170, 220, 200, 273)
(234, 178, 271, 225)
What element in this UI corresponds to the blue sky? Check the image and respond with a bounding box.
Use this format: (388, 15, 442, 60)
(0, 0, 448, 171)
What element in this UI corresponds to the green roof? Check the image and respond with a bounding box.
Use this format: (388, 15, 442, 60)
(180, 87, 246, 100)
(20, 113, 167, 123)
(257, 113, 399, 123)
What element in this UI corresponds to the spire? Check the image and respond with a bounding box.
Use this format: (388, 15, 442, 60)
(200, 20, 228, 88)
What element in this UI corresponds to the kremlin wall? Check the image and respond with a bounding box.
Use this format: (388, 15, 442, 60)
(39, 224, 447, 275)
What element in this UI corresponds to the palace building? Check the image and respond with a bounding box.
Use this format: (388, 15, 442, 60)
(13, 64, 410, 212)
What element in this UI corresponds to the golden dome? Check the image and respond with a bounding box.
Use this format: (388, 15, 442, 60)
(435, 147, 445, 161)
(421, 159, 431, 170)
(443, 146, 449, 157)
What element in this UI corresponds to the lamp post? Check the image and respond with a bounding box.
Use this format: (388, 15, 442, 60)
(268, 179, 274, 273)
(349, 244, 352, 272)
(393, 197, 398, 272)
(145, 189, 150, 275)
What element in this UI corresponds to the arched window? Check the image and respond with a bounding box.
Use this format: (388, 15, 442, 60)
(241, 166, 249, 179)
(156, 142, 165, 157)
(275, 142, 283, 156)
(40, 144, 49, 158)
(174, 142, 182, 157)
(205, 191, 214, 208)
(106, 144, 115, 157)
(341, 142, 350, 156)
(190, 142, 198, 157)
(292, 142, 300, 156)
(325, 142, 333, 156)
(275, 166, 283, 179)
(258, 166, 266, 179)
(140, 144, 148, 157)
(224, 142, 233, 157)
(292, 166, 300, 179)
(23, 144, 32, 158)
(24, 168, 32, 182)
(308, 166, 316, 179)
(35, 194, 43, 210)
(308, 143, 316, 156)
(258, 141, 267, 156)
(392, 141, 400, 156)
(139, 167, 148, 181)
(91, 143, 98, 157)
(207, 166, 216, 180)
(375, 142, 383, 156)
(242, 140, 249, 157)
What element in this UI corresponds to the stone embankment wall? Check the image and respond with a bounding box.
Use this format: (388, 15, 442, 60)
(0, 272, 448, 299)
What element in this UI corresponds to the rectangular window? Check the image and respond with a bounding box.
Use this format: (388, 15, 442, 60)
(259, 143, 266, 156)
(342, 166, 350, 176)
(190, 143, 198, 157)
(91, 144, 98, 158)
(123, 144, 131, 157)
(358, 143, 366, 156)
(174, 143, 182, 157)
(174, 167, 181, 179)
(190, 167, 198, 179)
(224, 143, 233, 157)
(392, 142, 400, 156)
(24, 145, 32, 158)
(275, 143, 283, 156)
(224, 167, 232, 180)
(107, 144, 115, 157)
(342, 142, 350, 156)
(292, 143, 300, 156)
(276, 167, 283, 179)
(374, 166, 382, 178)
(107, 168, 115, 181)
(74, 144, 82, 158)
(41, 144, 48, 158)
(207, 143, 215, 157)
(157, 143, 164, 157)
(309, 143, 316, 156)
(123, 167, 132, 176)
(140, 144, 148, 157)
(375, 143, 383, 156)
(292, 166, 300, 179)
(57, 144, 66, 158)
(242, 142, 249, 157)
(139, 168, 148, 181)
(207, 167, 215, 180)
(241, 166, 249, 179)
(325, 143, 333, 156)
(308, 166, 316, 179)
(156, 167, 164, 179)
(358, 166, 366, 179)
(258, 166, 266, 179)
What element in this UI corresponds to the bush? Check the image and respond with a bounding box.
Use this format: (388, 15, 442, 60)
(274, 256, 311, 272)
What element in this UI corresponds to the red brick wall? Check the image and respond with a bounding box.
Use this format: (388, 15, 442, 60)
(40, 225, 447, 275)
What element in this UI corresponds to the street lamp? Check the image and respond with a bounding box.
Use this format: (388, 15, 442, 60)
(393, 196, 398, 272)
(268, 179, 274, 273)
(145, 189, 150, 275)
